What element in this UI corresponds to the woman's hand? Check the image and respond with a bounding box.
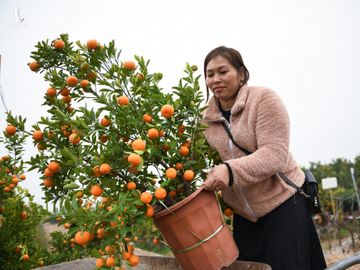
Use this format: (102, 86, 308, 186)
(203, 164, 229, 191)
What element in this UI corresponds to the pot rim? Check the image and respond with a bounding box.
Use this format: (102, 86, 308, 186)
(153, 186, 211, 219)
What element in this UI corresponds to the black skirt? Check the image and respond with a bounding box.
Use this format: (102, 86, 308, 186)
(233, 192, 327, 270)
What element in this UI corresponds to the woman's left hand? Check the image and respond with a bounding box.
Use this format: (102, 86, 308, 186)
(203, 164, 229, 191)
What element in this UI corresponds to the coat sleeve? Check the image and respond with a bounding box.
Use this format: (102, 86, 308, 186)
(226, 89, 290, 186)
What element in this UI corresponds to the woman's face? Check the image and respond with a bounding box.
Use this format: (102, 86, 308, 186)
(205, 56, 243, 108)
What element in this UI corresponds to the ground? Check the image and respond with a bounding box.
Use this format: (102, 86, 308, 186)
(40, 222, 360, 269)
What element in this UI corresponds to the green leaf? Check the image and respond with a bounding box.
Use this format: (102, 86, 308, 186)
(91, 248, 101, 258)
(64, 198, 71, 212)
(61, 147, 78, 165)
(71, 194, 79, 210)
(54, 108, 67, 120)
(64, 183, 80, 189)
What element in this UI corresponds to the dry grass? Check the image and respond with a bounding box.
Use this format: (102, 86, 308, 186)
(325, 250, 360, 269)
(322, 235, 360, 270)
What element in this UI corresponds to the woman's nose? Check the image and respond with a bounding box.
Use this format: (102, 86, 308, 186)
(213, 74, 221, 83)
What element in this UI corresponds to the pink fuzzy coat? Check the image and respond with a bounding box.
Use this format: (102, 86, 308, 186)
(203, 84, 305, 222)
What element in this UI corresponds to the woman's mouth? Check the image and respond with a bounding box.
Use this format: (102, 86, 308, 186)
(213, 86, 225, 93)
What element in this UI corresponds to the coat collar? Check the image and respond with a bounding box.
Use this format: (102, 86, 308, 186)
(203, 84, 249, 121)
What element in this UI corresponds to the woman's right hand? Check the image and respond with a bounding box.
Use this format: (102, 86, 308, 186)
(202, 164, 229, 191)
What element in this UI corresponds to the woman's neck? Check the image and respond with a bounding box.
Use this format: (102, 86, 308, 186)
(219, 99, 235, 111)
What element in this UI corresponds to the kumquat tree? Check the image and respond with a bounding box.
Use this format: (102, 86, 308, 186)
(0, 114, 49, 269)
(25, 34, 222, 269)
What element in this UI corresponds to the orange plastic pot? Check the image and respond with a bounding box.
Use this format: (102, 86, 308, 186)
(153, 186, 239, 270)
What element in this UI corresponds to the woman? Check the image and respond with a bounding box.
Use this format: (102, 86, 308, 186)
(202, 46, 326, 270)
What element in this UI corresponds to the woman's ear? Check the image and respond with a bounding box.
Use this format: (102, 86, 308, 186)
(239, 68, 245, 86)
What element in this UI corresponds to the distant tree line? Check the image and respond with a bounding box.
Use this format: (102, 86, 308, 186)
(304, 154, 360, 213)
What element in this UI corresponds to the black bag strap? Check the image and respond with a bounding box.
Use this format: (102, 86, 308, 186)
(221, 122, 309, 198)
(221, 122, 252, 155)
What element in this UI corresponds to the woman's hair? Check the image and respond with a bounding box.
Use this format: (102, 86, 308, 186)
(203, 46, 250, 101)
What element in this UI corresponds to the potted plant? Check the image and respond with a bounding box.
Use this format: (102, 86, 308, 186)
(26, 34, 238, 269)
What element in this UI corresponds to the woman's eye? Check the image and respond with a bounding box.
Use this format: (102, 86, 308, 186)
(207, 74, 214, 78)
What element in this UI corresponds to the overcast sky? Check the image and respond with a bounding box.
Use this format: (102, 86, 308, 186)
(1, 0, 359, 206)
